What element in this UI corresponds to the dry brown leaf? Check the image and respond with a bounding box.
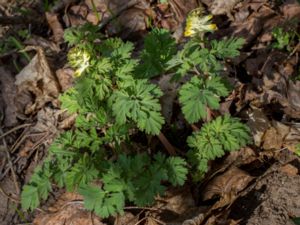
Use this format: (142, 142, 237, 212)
(34, 192, 105, 225)
(114, 212, 138, 225)
(19, 139, 34, 157)
(106, 8, 147, 38)
(55, 68, 74, 92)
(15, 47, 60, 114)
(0, 67, 18, 127)
(58, 112, 77, 129)
(202, 166, 253, 202)
(210, 0, 241, 19)
(279, 164, 298, 176)
(246, 107, 270, 147)
(281, 0, 300, 20)
(262, 127, 283, 150)
(45, 12, 64, 43)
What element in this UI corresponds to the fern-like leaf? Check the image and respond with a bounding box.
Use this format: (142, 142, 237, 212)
(110, 79, 164, 135)
(179, 76, 230, 124)
(187, 115, 251, 177)
(136, 28, 176, 78)
(210, 37, 245, 59)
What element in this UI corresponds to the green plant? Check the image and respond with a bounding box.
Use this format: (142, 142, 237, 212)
(21, 23, 251, 218)
(271, 27, 295, 51)
(187, 115, 251, 179)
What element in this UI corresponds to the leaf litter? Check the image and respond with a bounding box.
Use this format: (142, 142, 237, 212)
(0, 0, 300, 224)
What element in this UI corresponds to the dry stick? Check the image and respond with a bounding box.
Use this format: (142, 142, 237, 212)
(0, 128, 20, 195)
(157, 132, 176, 156)
(98, 0, 139, 29)
(0, 123, 32, 141)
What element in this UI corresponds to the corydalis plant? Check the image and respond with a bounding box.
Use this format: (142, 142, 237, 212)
(21, 23, 251, 218)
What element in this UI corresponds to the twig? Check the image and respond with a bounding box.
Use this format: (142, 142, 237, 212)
(98, 0, 139, 29)
(124, 206, 160, 211)
(0, 123, 32, 141)
(0, 128, 20, 195)
(157, 132, 176, 156)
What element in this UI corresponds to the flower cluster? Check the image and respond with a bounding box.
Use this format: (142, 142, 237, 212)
(184, 8, 217, 37)
(68, 47, 90, 77)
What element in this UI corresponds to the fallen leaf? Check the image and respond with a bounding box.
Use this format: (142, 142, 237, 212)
(202, 166, 253, 202)
(45, 12, 64, 43)
(55, 68, 74, 92)
(19, 139, 34, 157)
(262, 127, 283, 150)
(114, 212, 138, 225)
(246, 107, 271, 147)
(15, 47, 60, 114)
(34, 192, 106, 225)
(279, 164, 298, 176)
(281, 0, 300, 20)
(210, 0, 241, 19)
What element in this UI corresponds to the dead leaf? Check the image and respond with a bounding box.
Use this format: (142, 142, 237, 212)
(19, 139, 34, 157)
(114, 212, 138, 225)
(202, 166, 253, 202)
(34, 192, 106, 225)
(0, 67, 18, 126)
(279, 164, 298, 176)
(58, 112, 77, 129)
(210, 0, 241, 19)
(55, 68, 74, 92)
(281, 0, 300, 20)
(31, 107, 67, 137)
(246, 107, 270, 147)
(15, 47, 60, 114)
(262, 127, 283, 150)
(45, 12, 64, 43)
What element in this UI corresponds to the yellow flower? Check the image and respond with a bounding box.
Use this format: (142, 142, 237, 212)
(184, 8, 218, 37)
(68, 47, 90, 77)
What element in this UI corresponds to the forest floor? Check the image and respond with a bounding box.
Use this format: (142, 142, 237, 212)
(0, 0, 300, 225)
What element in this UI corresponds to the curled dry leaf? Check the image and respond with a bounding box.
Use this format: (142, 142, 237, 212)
(34, 192, 105, 225)
(202, 166, 253, 202)
(45, 12, 64, 43)
(15, 47, 60, 114)
(0, 67, 18, 127)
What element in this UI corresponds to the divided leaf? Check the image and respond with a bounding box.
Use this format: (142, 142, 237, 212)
(179, 76, 230, 124)
(187, 115, 251, 177)
(136, 28, 176, 78)
(111, 79, 164, 135)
